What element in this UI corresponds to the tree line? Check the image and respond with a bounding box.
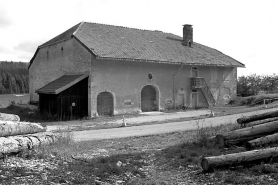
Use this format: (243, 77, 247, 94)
(237, 74, 278, 96)
(0, 61, 29, 94)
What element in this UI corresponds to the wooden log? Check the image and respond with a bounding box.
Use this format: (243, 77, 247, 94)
(216, 120, 278, 147)
(0, 113, 20, 122)
(245, 132, 278, 149)
(200, 147, 278, 172)
(0, 132, 58, 155)
(243, 117, 278, 127)
(0, 121, 46, 137)
(237, 110, 278, 124)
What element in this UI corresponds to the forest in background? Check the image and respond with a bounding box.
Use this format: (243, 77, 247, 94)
(0, 61, 29, 94)
(237, 74, 278, 96)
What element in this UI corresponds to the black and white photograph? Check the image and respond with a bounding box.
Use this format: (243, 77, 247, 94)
(0, 0, 278, 184)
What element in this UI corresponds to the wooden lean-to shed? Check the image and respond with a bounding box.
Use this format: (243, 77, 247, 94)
(36, 73, 89, 120)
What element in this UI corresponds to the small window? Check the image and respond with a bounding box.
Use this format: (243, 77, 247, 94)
(148, 73, 153, 80)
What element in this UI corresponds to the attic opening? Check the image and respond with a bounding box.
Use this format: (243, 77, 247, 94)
(188, 41, 192, 47)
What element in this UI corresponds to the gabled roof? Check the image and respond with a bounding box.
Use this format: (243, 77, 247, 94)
(29, 22, 245, 68)
(36, 73, 89, 94)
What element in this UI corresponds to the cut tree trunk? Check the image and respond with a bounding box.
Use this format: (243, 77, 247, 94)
(0, 132, 58, 156)
(0, 121, 46, 137)
(237, 110, 278, 124)
(245, 132, 278, 149)
(200, 147, 278, 172)
(242, 117, 278, 127)
(216, 120, 278, 147)
(0, 113, 20, 122)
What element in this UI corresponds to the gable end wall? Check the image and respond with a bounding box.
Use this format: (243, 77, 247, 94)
(29, 38, 91, 102)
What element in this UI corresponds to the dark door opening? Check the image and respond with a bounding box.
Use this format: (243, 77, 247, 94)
(141, 85, 157, 112)
(97, 92, 113, 116)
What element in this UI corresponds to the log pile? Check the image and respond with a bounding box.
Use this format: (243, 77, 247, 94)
(201, 110, 278, 172)
(0, 121, 46, 137)
(0, 113, 20, 122)
(201, 147, 278, 172)
(0, 133, 58, 157)
(0, 114, 57, 158)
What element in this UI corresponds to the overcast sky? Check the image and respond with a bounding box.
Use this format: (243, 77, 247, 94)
(0, 0, 277, 76)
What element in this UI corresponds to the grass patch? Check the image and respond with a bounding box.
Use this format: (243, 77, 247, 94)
(70, 152, 147, 181)
(158, 120, 244, 168)
(222, 172, 255, 184)
(251, 164, 278, 174)
(17, 131, 148, 182)
(232, 93, 278, 106)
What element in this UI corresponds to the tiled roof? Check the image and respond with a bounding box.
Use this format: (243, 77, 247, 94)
(36, 22, 244, 67)
(36, 74, 89, 94)
(40, 23, 82, 48)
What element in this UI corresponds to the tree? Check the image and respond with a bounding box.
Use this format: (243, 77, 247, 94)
(237, 73, 278, 96)
(0, 61, 29, 94)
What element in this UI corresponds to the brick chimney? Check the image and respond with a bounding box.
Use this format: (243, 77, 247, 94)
(183, 24, 193, 47)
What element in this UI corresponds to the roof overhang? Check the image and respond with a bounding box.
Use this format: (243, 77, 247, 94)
(95, 56, 245, 68)
(36, 73, 89, 94)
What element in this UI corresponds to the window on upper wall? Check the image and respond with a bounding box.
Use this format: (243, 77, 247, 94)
(223, 68, 232, 82)
(191, 67, 198, 77)
(210, 67, 217, 83)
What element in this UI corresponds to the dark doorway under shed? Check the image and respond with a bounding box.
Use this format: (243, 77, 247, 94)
(36, 74, 89, 121)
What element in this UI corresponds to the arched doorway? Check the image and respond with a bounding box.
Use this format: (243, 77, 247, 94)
(97, 92, 113, 116)
(141, 85, 157, 112)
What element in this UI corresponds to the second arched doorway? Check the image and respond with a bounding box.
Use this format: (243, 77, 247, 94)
(97, 92, 114, 116)
(141, 85, 157, 112)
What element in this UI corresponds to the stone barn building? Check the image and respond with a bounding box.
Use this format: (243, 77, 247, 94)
(29, 22, 245, 120)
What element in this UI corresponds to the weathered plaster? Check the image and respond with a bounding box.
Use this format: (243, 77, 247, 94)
(29, 38, 91, 102)
(30, 38, 238, 117)
(89, 58, 238, 115)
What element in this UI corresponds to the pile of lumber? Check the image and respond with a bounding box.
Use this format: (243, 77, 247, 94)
(0, 112, 20, 122)
(0, 113, 57, 158)
(201, 110, 278, 172)
(216, 110, 278, 148)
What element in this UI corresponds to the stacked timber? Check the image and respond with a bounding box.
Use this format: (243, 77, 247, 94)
(201, 147, 278, 172)
(0, 113, 20, 122)
(216, 120, 278, 147)
(201, 110, 278, 172)
(0, 121, 46, 136)
(0, 119, 58, 158)
(237, 110, 278, 125)
(0, 133, 58, 157)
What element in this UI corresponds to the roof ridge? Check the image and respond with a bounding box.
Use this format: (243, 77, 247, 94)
(73, 22, 85, 36)
(39, 22, 82, 48)
(82, 21, 170, 34)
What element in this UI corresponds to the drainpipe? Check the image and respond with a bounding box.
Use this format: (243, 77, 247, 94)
(173, 64, 184, 109)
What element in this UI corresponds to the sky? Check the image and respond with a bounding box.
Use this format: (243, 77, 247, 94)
(0, 0, 277, 76)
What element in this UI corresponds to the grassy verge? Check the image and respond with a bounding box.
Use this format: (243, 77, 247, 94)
(2, 119, 278, 184)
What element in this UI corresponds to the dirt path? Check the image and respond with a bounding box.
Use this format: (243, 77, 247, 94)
(72, 107, 278, 141)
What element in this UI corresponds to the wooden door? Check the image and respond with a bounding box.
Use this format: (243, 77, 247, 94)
(192, 92, 198, 108)
(97, 92, 113, 116)
(141, 85, 157, 112)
